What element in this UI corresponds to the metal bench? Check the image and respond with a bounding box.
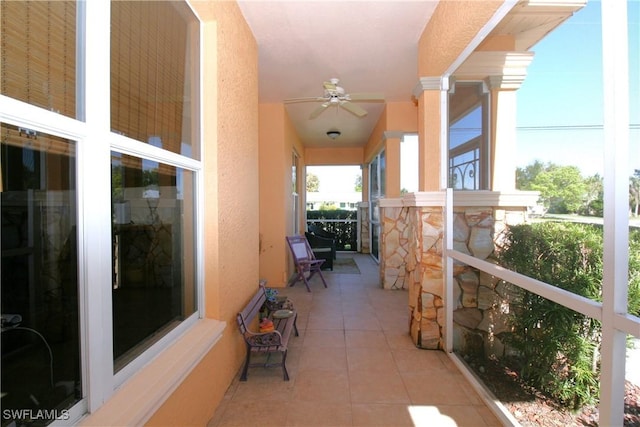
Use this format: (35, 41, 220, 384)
(236, 285, 298, 381)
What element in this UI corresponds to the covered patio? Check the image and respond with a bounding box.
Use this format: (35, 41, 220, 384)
(208, 253, 504, 426)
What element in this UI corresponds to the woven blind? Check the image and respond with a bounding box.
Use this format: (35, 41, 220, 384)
(111, 1, 188, 156)
(0, 1, 77, 118)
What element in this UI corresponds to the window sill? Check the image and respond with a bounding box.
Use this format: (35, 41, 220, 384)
(79, 318, 226, 427)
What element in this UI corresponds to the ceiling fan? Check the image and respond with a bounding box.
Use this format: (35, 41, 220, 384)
(284, 78, 384, 119)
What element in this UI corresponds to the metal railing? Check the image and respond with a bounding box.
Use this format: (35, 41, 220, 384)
(306, 219, 358, 251)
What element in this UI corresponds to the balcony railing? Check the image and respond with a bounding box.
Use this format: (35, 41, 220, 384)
(306, 218, 357, 251)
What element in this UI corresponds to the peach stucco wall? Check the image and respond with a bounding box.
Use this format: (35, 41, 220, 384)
(418, 1, 502, 75)
(305, 147, 364, 165)
(258, 104, 305, 287)
(363, 102, 417, 164)
(147, 2, 259, 425)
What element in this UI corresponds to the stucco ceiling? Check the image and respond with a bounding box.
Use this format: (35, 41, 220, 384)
(237, 1, 439, 149)
(237, 0, 585, 150)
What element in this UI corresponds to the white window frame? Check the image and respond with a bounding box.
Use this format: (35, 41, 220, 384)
(292, 150, 300, 234)
(369, 150, 385, 262)
(0, 0, 206, 421)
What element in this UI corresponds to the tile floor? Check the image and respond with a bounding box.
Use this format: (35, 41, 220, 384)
(208, 253, 503, 427)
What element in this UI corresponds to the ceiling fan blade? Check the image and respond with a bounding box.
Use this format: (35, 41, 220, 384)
(284, 96, 327, 104)
(348, 92, 385, 102)
(323, 81, 337, 91)
(309, 103, 329, 119)
(340, 101, 367, 118)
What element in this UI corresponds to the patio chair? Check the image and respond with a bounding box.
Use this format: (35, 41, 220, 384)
(304, 232, 334, 270)
(285, 235, 328, 292)
(307, 224, 337, 259)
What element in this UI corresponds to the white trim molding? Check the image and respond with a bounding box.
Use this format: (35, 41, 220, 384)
(412, 76, 450, 99)
(78, 319, 225, 427)
(456, 51, 535, 90)
(382, 130, 404, 141)
(379, 190, 539, 209)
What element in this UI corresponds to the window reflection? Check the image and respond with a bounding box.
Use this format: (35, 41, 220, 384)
(448, 83, 488, 190)
(1, 123, 81, 423)
(111, 152, 196, 371)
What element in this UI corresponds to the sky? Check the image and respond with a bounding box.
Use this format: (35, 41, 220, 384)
(309, 1, 639, 193)
(515, 0, 639, 177)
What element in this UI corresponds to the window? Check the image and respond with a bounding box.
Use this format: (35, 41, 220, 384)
(110, 0, 200, 372)
(448, 82, 489, 190)
(401, 134, 418, 193)
(110, 1, 200, 159)
(111, 154, 196, 371)
(1, 1, 201, 423)
(369, 151, 385, 261)
(1, 2, 77, 119)
(292, 151, 299, 234)
(1, 124, 81, 420)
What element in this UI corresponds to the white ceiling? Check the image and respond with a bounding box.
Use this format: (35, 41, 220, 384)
(237, 1, 439, 148)
(237, 1, 585, 150)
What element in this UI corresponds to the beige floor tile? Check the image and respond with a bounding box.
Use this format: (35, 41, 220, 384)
(302, 329, 346, 348)
(383, 330, 416, 350)
(307, 313, 344, 330)
(348, 369, 411, 404)
(298, 346, 348, 372)
(400, 371, 480, 406)
(231, 380, 295, 402)
(345, 330, 389, 349)
(437, 405, 498, 426)
(308, 304, 343, 317)
(342, 301, 376, 315)
(344, 314, 382, 331)
(215, 400, 290, 427)
(285, 401, 352, 427)
(291, 369, 351, 403)
(346, 347, 397, 372)
(392, 348, 450, 373)
(379, 311, 411, 332)
(401, 405, 459, 426)
(351, 403, 416, 426)
(475, 405, 504, 426)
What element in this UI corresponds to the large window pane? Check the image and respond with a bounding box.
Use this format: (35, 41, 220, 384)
(1, 123, 81, 424)
(1, 1, 77, 119)
(111, 152, 196, 371)
(448, 83, 487, 190)
(111, 1, 200, 159)
(401, 134, 418, 194)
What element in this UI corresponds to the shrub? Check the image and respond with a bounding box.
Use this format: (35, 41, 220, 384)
(497, 222, 604, 409)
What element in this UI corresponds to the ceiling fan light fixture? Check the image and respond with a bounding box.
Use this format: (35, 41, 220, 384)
(326, 130, 341, 140)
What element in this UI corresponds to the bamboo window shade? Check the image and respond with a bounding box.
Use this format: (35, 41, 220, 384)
(1, 1, 77, 118)
(111, 1, 188, 156)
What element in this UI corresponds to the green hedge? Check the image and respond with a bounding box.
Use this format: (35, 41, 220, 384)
(497, 222, 640, 409)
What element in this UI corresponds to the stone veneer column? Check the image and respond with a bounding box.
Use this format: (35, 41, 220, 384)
(357, 201, 370, 254)
(380, 191, 539, 350)
(380, 192, 446, 349)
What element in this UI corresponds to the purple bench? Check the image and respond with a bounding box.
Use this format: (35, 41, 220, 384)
(236, 285, 298, 381)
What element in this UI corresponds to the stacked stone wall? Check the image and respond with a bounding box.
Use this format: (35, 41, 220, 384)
(451, 207, 527, 358)
(358, 203, 370, 254)
(380, 201, 528, 353)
